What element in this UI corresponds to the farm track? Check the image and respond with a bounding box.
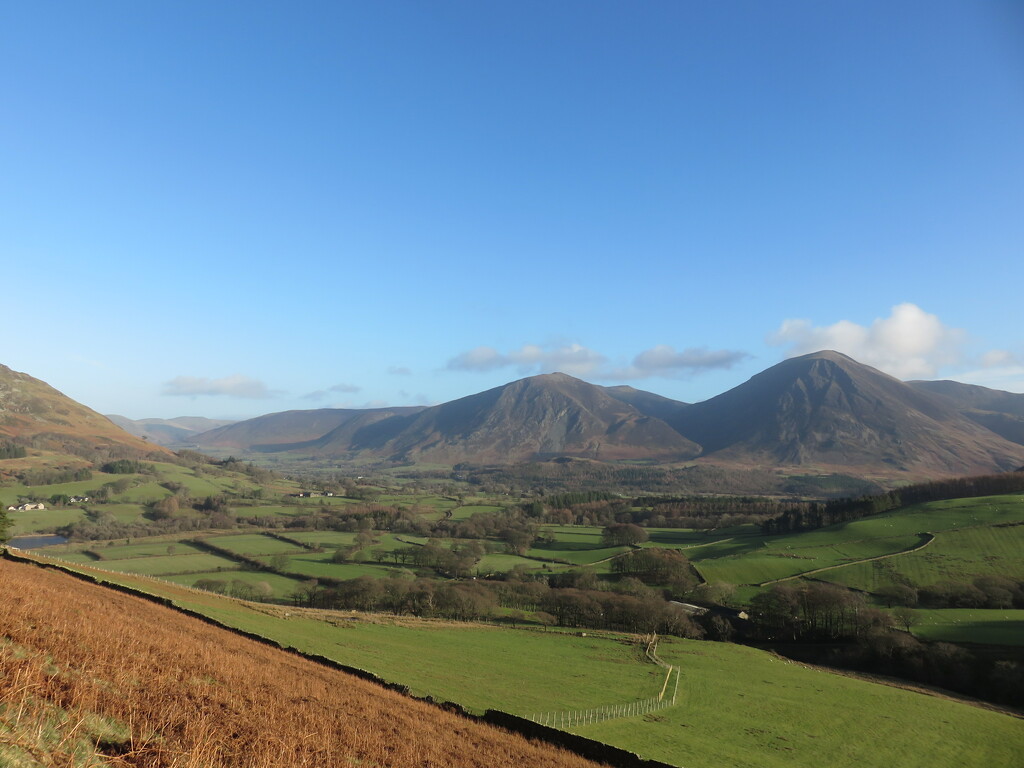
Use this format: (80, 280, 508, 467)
(755, 532, 936, 587)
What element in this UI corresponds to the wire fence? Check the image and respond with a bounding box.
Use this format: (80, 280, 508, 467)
(530, 633, 680, 729)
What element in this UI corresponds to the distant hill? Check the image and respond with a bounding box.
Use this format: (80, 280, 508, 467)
(192, 407, 427, 451)
(671, 351, 1024, 476)
(908, 380, 1024, 447)
(106, 415, 236, 446)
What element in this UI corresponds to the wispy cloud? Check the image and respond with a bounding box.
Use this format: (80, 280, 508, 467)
(387, 366, 412, 376)
(302, 382, 362, 401)
(448, 343, 607, 377)
(619, 345, 749, 378)
(162, 374, 278, 399)
(768, 303, 968, 379)
(447, 342, 746, 381)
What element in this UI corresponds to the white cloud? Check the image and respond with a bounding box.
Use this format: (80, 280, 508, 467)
(956, 363, 1024, 393)
(387, 366, 412, 376)
(980, 349, 1018, 368)
(302, 382, 362, 401)
(448, 343, 607, 377)
(447, 342, 746, 380)
(162, 374, 277, 399)
(630, 345, 749, 375)
(768, 303, 968, 379)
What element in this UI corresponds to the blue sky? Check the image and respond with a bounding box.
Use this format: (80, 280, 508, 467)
(2, 1, 1022, 419)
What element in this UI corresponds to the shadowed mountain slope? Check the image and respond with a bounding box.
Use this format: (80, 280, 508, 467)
(313, 373, 703, 464)
(602, 385, 691, 432)
(0, 364, 168, 457)
(908, 380, 1024, 447)
(671, 351, 1024, 475)
(192, 407, 426, 451)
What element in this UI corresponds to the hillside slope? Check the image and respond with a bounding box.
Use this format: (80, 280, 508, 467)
(908, 379, 1024, 447)
(107, 414, 236, 446)
(0, 363, 168, 458)
(335, 372, 703, 464)
(192, 406, 425, 451)
(0, 556, 600, 768)
(672, 351, 1024, 476)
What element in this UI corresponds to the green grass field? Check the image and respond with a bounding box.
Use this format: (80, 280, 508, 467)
(281, 531, 359, 548)
(22, 558, 1022, 768)
(819, 523, 1024, 592)
(165, 569, 305, 599)
(909, 608, 1024, 646)
(577, 638, 1022, 768)
(528, 526, 631, 565)
(263, 551, 404, 580)
(92, 552, 241, 576)
(690, 493, 1024, 587)
(449, 504, 504, 520)
(203, 533, 304, 556)
(87, 540, 208, 559)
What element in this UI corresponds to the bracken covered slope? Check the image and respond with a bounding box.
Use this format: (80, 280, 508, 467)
(0, 364, 168, 457)
(0, 556, 604, 768)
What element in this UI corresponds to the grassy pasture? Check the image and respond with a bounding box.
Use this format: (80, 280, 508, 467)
(6, 506, 88, 534)
(450, 504, 504, 520)
(262, 551, 403, 580)
(820, 523, 1024, 593)
(282, 530, 359, 548)
(167, 569, 305, 599)
(909, 608, 1024, 646)
(690, 528, 922, 585)
(146, 461, 242, 497)
(88, 540, 207, 559)
(93, 552, 241, 576)
(578, 638, 1022, 768)
(529, 526, 631, 565)
(477, 553, 547, 573)
(25, 559, 1023, 768)
(689, 493, 1024, 587)
(203, 533, 302, 556)
(0, 478, 101, 505)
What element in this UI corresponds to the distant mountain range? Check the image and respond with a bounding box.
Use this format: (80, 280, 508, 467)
(4, 353, 1024, 482)
(106, 415, 237, 445)
(180, 351, 1024, 479)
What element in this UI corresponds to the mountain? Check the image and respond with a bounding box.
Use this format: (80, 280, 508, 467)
(0, 364, 168, 457)
(195, 373, 702, 464)
(106, 415, 236, 446)
(671, 351, 1024, 476)
(602, 385, 691, 432)
(192, 407, 426, 451)
(907, 380, 1024, 447)
(346, 373, 702, 464)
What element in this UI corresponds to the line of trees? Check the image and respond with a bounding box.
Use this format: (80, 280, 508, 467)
(761, 472, 1024, 534)
(289, 571, 708, 637)
(0, 441, 27, 459)
(747, 581, 1024, 707)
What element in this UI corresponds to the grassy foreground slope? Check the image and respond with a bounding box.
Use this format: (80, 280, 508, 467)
(0, 557, 601, 768)
(24, 554, 1024, 768)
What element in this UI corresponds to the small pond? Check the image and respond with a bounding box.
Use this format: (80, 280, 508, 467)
(7, 534, 70, 549)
